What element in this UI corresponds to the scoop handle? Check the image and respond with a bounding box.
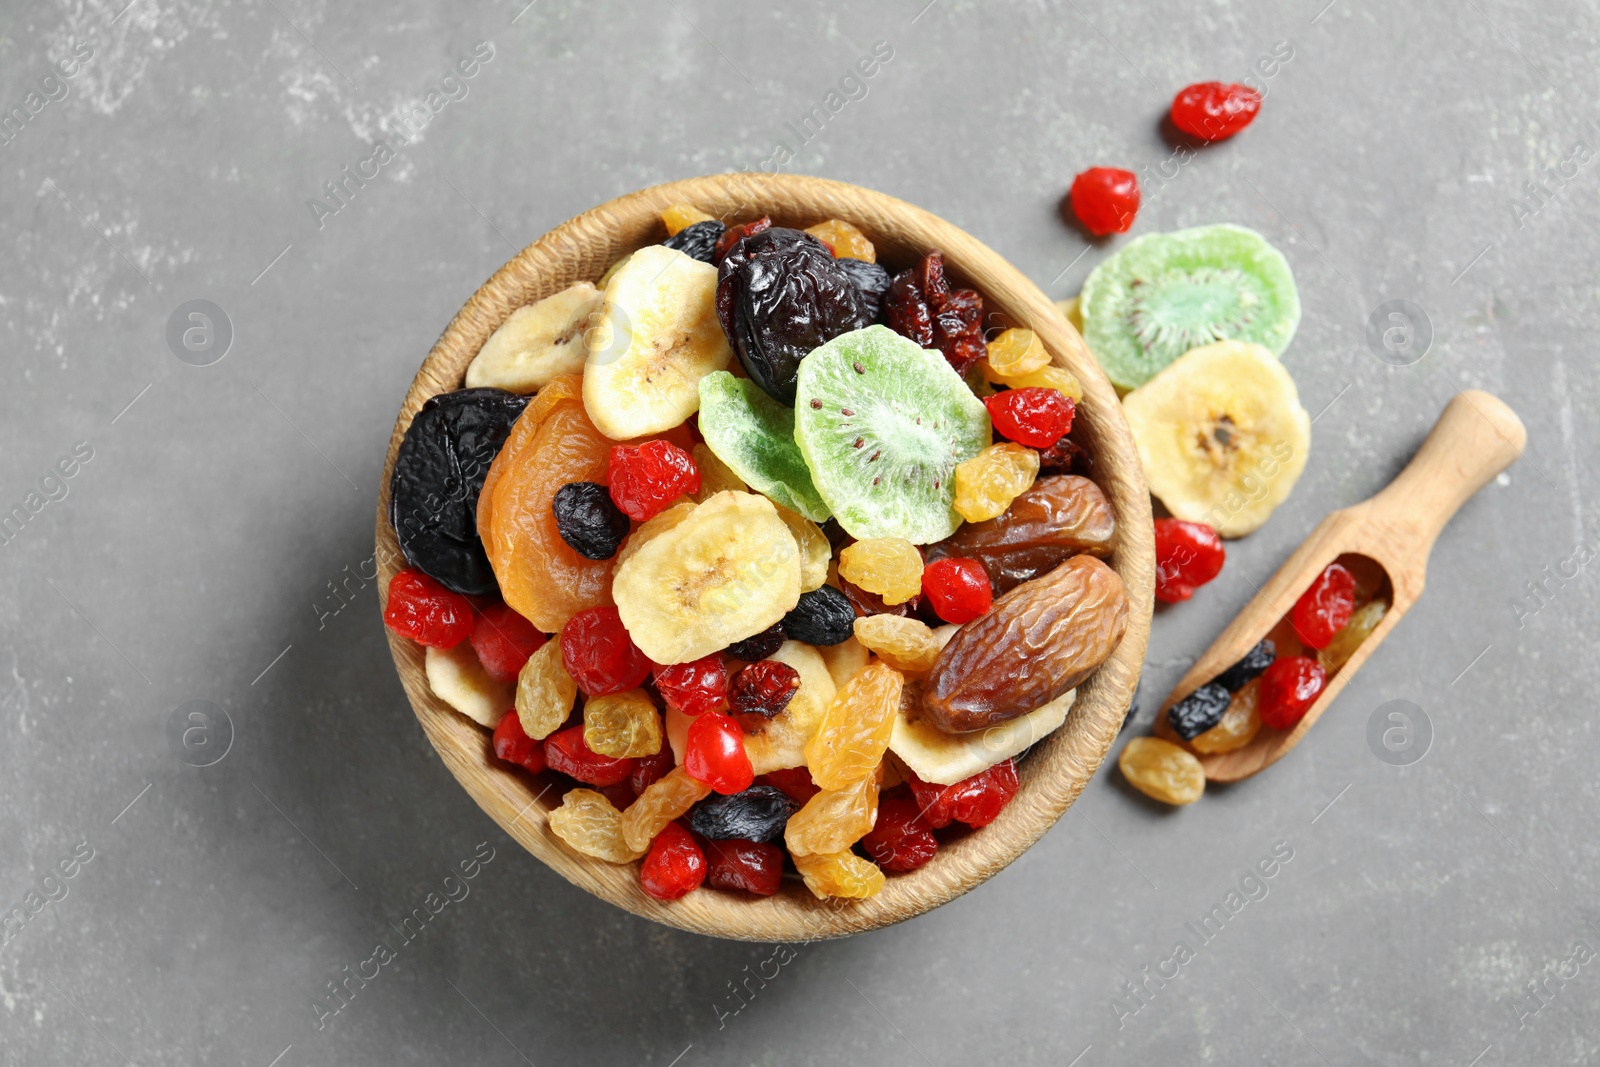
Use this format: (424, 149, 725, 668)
(1367, 390, 1526, 551)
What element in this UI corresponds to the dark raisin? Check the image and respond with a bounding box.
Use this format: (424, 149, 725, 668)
(687, 785, 798, 843)
(726, 623, 785, 662)
(884, 271, 934, 347)
(1038, 434, 1094, 476)
(834, 257, 893, 321)
(1215, 639, 1276, 692)
(713, 216, 772, 264)
(780, 585, 857, 646)
(551, 481, 629, 560)
(1167, 683, 1232, 740)
(839, 576, 918, 619)
(390, 387, 528, 596)
(662, 219, 726, 263)
(883, 251, 986, 375)
(728, 660, 800, 719)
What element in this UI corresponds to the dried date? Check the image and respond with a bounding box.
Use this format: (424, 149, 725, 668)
(925, 475, 1115, 594)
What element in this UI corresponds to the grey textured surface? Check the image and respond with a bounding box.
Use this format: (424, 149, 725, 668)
(2, 0, 1597, 1064)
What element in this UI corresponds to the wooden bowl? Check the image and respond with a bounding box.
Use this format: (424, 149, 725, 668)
(376, 174, 1154, 940)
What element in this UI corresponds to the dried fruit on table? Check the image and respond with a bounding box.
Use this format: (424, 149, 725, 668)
(1066, 167, 1141, 236)
(861, 792, 937, 872)
(784, 772, 880, 856)
(852, 615, 941, 675)
(1119, 737, 1205, 805)
(583, 688, 663, 758)
(1320, 599, 1387, 673)
(729, 660, 800, 718)
(925, 475, 1115, 595)
(1291, 562, 1356, 650)
(1171, 81, 1262, 141)
(425, 643, 515, 727)
(726, 624, 786, 663)
(703, 838, 784, 896)
(741, 640, 836, 775)
(1215, 638, 1275, 691)
(687, 784, 798, 843)
(920, 557, 993, 624)
(953, 442, 1040, 523)
(1154, 518, 1226, 603)
(548, 788, 646, 864)
(551, 481, 630, 561)
(838, 538, 923, 605)
(1190, 677, 1262, 754)
(465, 284, 604, 395)
(806, 218, 876, 262)
(793, 849, 885, 900)
(561, 606, 654, 697)
(692, 443, 747, 499)
(884, 250, 987, 375)
(1257, 655, 1326, 730)
(661, 203, 714, 235)
(697, 370, 830, 521)
(984, 388, 1075, 450)
(684, 711, 755, 794)
(492, 710, 546, 773)
(781, 585, 857, 646)
(805, 661, 902, 790)
(621, 766, 713, 852)
(607, 439, 700, 523)
(1167, 682, 1231, 740)
(654, 654, 728, 716)
(903, 760, 1020, 828)
(985, 328, 1050, 378)
(640, 822, 706, 900)
(923, 554, 1128, 732)
(515, 640, 577, 739)
(384, 569, 475, 648)
(544, 724, 634, 787)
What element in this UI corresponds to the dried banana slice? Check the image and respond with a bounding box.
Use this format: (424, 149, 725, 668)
(425, 643, 514, 727)
(465, 283, 604, 394)
(890, 686, 1073, 785)
(743, 640, 836, 774)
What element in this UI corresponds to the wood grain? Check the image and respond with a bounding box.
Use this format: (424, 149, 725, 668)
(375, 173, 1154, 940)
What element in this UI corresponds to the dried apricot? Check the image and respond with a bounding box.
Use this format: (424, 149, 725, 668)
(852, 615, 941, 675)
(837, 538, 923, 605)
(952, 442, 1040, 523)
(805, 661, 902, 789)
(1119, 737, 1205, 805)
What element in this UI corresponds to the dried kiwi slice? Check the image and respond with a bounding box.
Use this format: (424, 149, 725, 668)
(794, 325, 991, 544)
(697, 371, 830, 521)
(1080, 224, 1299, 390)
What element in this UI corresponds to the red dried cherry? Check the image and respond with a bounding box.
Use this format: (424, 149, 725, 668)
(470, 603, 547, 682)
(654, 654, 728, 716)
(702, 838, 784, 896)
(1171, 81, 1262, 141)
(543, 725, 634, 786)
(713, 216, 772, 263)
(684, 711, 754, 795)
(639, 822, 706, 900)
(629, 747, 677, 796)
(862, 792, 938, 872)
(1067, 167, 1141, 236)
(985, 388, 1075, 449)
(757, 767, 820, 806)
(921, 557, 993, 624)
(383, 569, 474, 648)
(491, 710, 546, 773)
(1258, 656, 1326, 730)
(607, 440, 700, 522)
(560, 606, 654, 696)
(1291, 563, 1356, 649)
(728, 660, 800, 719)
(905, 760, 1020, 829)
(1154, 519, 1226, 603)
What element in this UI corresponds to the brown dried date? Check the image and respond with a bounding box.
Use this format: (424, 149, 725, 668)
(925, 475, 1115, 594)
(922, 554, 1128, 732)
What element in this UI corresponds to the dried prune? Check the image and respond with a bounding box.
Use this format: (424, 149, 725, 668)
(835, 257, 892, 320)
(883, 251, 987, 375)
(779, 585, 857, 646)
(716, 227, 871, 405)
(728, 660, 800, 718)
(923, 555, 1128, 732)
(663, 219, 726, 263)
(1167, 682, 1230, 740)
(686, 784, 798, 842)
(391, 387, 527, 595)
(726, 623, 785, 662)
(1215, 639, 1275, 691)
(925, 475, 1116, 594)
(552, 481, 630, 560)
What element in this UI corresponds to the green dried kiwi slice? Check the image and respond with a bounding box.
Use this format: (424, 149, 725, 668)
(1079, 224, 1300, 390)
(697, 371, 830, 521)
(794, 325, 991, 544)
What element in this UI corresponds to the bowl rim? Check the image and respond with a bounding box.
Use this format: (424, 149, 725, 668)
(376, 173, 1153, 941)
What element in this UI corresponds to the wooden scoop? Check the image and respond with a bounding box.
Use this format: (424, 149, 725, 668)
(1154, 390, 1526, 782)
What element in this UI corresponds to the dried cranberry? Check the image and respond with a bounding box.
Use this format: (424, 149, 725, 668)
(639, 822, 706, 900)
(728, 660, 800, 719)
(726, 624, 785, 662)
(1291, 563, 1356, 649)
(1171, 81, 1262, 141)
(470, 602, 547, 682)
(543, 725, 633, 787)
(757, 767, 820, 805)
(607, 440, 700, 522)
(684, 711, 754, 794)
(713, 216, 771, 263)
(560, 607, 654, 696)
(883, 250, 986, 375)
(1257, 656, 1326, 730)
(861, 792, 938, 872)
(984, 388, 1076, 449)
(702, 838, 784, 896)
(1066, 167, 1141, 236)
(921, 557, 993, 624)
(654, 654, 728, 715)
(1153, 519, 1226, 604)
(491, 710, 545, 773)
(884, 271, 934, 347)
(629, 747, 676, 795)
(383, 569, 474, 648)
(905, 760, 1019, 829)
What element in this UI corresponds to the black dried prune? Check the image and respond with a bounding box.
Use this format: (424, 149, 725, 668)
(726, 623, 785, 662)
(552, 481, 629, 560)
(687, 785, 798, 843)
(1167, 682, 1231, 740)
(390, 387, 527, 596)
(780, 585, 856, 646)
(835, 257, 893, 321)
(716, 227, 871, 405)
(663, 219, 725, 264)
(1216, 639, 1276, 692)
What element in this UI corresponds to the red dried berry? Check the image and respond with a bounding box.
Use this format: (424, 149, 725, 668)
(702, 838, 784, 896)
(597, 780, 637, 810)
(654, 655, 728, 716)
(728, 660, 800, 719)
(543, 725, 634, 787)
(470, 603, 547, 682)
(713, 216, 772, 263)
(861, 792, 938, 872)
(1067, 167, 1141, 236)
(921, 557, 993, 624)
(607, 440, 701, 522)
(1171, 81, 1262, 141)
(629, 747, 677, 796)
(383, 569, 474, 648)
(1291, 563, 1356, 650)
(560, 606, 654, 696)
(684, 711, 754, 795)
(1258, 656, 1327, 730)
(984, 387, 1076, 449)
(1153, 519, 1226, 604)
(905, 760, 1020, 829)
(491, 710, 546, 773)
(640, 822, 706, 900)
(884, 250, 987, 375)
(757, 767, 820, 806)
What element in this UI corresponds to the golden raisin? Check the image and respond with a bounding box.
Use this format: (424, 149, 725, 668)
(784, 772, 879, 856)
(852, 615, 941, 675)
(793, 849, 886, 899)
(1119, 737, 1205, 805)
(661, 203, 713, 235)
(980, 361, 1085, 402)
(515, 640, 577, 740)
(548, 789, 645, 863)
(582, 689, 663, 758)
(775, 505, 831, 592)
(621, 766, 711, 852)
(953, 443, 1040, 523)
(985, 328, 1050, 377)
(693, 442, 748, 500)
(1190, 678, 1262, 755)
(805, 219, 876, 263)
(805, 662, 902, 789)
(837, 538, 923, 605)
(1320, 599, 1388, 674)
